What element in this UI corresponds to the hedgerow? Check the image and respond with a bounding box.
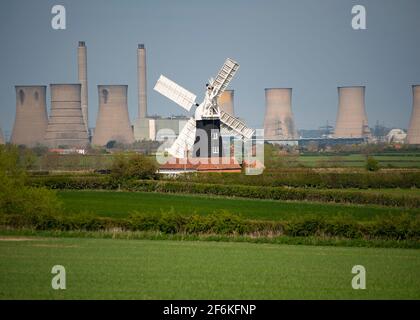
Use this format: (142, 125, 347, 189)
(1, 211, 419, 241)
(27, 176, 420, 208)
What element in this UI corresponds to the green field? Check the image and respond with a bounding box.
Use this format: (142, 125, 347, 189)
(297, 153, 420, 168)
(58, 190, 420, 221)
(0, 236, 419, 299)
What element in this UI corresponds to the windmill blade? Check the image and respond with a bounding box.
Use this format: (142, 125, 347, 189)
(211, 58, 240, 99)
(154, 75, 197, 111)
(167, 117, 196, 158)
(220, 110, 254, 139)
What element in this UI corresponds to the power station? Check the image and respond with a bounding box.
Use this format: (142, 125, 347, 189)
(263, 88, 298, 140)
(4, 41, 419, 150)
(11, 86, 48, 147)
(407, 85, 420, 144)
(44, 84, 89, 148)
(334, 86, 371, 139)
(92, 85, 134, 146)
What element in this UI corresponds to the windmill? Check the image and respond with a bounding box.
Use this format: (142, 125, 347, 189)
(154, 58, 254, 159)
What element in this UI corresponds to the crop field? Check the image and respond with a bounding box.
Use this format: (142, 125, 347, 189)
(58, 190, 420, 221)
(0, 236, 419, 299)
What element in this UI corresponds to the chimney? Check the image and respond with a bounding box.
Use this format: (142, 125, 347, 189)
(78, 41, 88, 131)
(407, 85, 420, 144)
(137, 44, 147, 119)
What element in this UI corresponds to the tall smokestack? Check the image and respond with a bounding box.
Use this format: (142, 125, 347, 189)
(11, 86, 48, 147)
(44, 84, 89, 148)
(137, 44, 147, 119)
(218, 90, 235, 115)
(78, 41, 88, 130)
(92, 85, 134, 146)
(407, 85, 420, 144)
(263, 88, 298, 140)
(334, 86, 371, 138)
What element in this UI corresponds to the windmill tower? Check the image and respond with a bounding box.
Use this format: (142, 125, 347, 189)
(154, 58, 254, 159)
(407, 85, 420, 144)
(11, 86, 48, 147)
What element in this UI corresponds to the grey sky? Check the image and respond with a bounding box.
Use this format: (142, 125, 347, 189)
(1, 0, 419, 137)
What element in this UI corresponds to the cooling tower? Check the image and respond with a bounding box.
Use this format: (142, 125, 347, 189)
(78, 41, 88, 130)
(92, 85, 134, 146)
(334, 86, 371, 138)
(11, 86, 48, 147)
(407, 85, 420, 144)
(137, 44, 147, 119)
(218, 90, 235, 115)
(0, 128, 5, 144)
(44, 84, 89, 148)
(263, 88, 298, 140)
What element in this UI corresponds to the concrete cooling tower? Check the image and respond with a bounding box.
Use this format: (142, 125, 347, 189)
(92, 85, 134, 146)
(137, 44, 147, 119)
(78, 41, 88, 130)
(218, 90, 235, 115)
(11, 86, 48, 147)
(407, 85, 420, 144)
(334, 86, 371, 138)
(263, 88, 298, 140)
(44, 84, 89, 148)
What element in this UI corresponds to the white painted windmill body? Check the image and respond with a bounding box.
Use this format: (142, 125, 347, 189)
(154, 58, 254, 158)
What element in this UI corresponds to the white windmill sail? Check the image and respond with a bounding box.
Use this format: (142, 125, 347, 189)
(167, 117, 196, 158)
(154, 75, 197, 111)
(220, 110, 254, 139)
(211, 58, 240, 99)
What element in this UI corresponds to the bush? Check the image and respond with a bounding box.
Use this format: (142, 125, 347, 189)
(110, 153, 158, 181)
(366, 157, 380, 171)
(0, 145, 62, 216)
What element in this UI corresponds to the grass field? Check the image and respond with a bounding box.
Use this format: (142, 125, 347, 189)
(58, 190, 420, 221)
(0, 236, 419, 299)
(297, 153, 420, 168)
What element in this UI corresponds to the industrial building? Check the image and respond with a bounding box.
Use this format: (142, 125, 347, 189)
(92, 85, 134, 146)
(407, 85, 420, 144)
(334, 86, 371, 139)
(263, 88, 298, 140)
(44, 84, 89, 148)
(11, 86, 49, 147)
(78, 41, 89, 131)
(134, 115, 189, 141)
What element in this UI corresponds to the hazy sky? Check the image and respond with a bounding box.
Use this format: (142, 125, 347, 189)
(1, 0, 419, 137)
